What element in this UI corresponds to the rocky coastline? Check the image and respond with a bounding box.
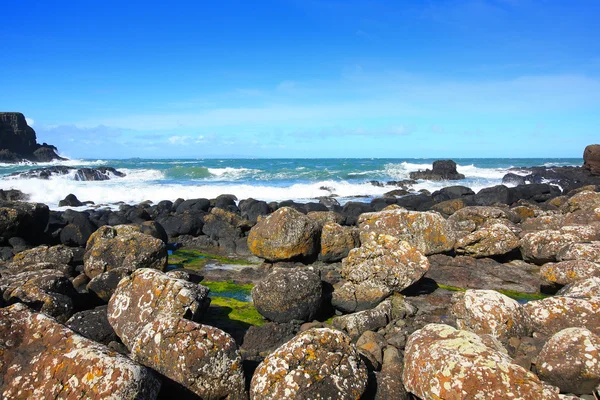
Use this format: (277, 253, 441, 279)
(0, 112, 64, 163)
(1, 147, 600, 398)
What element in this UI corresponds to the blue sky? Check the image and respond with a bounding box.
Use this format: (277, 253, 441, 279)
(1, 0, 599, 159)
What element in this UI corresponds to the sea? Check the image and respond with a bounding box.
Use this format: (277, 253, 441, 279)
(0, 158, 582, 210)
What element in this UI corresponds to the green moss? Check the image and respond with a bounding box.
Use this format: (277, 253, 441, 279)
(207, 297, 265, 326)
(170, 249, 257, 266)
(436, 284, 548, 302)
(203, 281, 254, 295)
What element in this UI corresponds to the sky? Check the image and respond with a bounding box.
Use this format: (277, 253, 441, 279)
(1, 0, 599, 159)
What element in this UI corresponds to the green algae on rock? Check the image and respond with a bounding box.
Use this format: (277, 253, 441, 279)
(202, 280, 254, 301)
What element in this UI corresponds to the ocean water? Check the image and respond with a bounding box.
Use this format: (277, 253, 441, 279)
(0, 158, 582, 209)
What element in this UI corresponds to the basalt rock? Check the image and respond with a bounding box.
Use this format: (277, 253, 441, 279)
(0, 303, 161, 399)
(319, 222, 359, 262)
(11, 166, 125, 180)
(83, 224, 167, 279)
(540, 260, 600, 285)
(247, 206, 321, 262)
(0, 112, 64, 163)
(409, 160, 465, 181)
(65, 305, 118, 345)
(8, 244, 77, 273)
(557, 277, 600, 298)
(0, 200, 49, 244)
(402, 324, 560, 400)
(519, 230, 579, 265)
(454, 223, 520, 258)
(523, 296, 600, 336)
(250, 328, 368, 400)
(583, 144, 600, 175)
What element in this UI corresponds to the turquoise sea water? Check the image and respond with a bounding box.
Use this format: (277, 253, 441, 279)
(0, 157, 582, 209)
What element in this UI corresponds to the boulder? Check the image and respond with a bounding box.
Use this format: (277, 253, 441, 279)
(373, 346, 408, 400)
(0, 189, 28, 201)
(307, 210, 345, 228)
(447, 206, 517, 237)
(250, 328, 368, 399)
(0, 303, 160, 399)
(341, 201, 374, 225)
(473, 185, 516, 206)
(65, 305, 118, 345)
(247, 206, 321, 261)
(331, 280, 392, 313)
(251, 269, 323, 323)
(86, 267, 130, 302)
(557, 241, 600, 263)
(8, 244, 76, 273)
(537, 328, 600, 394)
(583, 144, 600, 175)
(358, 208, 455, 255)
(409, 160, 465, 181)
(0, 269, 76, 322)
(556, 277, 600, 298)
(156, 211, 205, 237)
(332, 298, 394, 339)
(128, 317, 246, 399)
(431, 185, 475, 202)
(523, 296, 600, 336)
(58, 193, 84, 207)
(451, 289, 528, 343)
(0, 200, 49, 243)
(402, 324, 560, 400)
(319, 222, 359, 262)
(430, 198, 467, 216)
(59, 209, 97, 247)
(519, 230, 579, 264)
(239, 198, 270, 223)
(202, 206, 251, 249)
(454, 223, 520, 258)
(83, 224, 167, 279)
(175, 198, 210, 214)
(107, 268, 210, 348)
(562, 190, 600, 213)
(241, 321, 300, 360)
(540, 260, 600, 285)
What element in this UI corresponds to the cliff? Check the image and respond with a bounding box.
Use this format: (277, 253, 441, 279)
(0, 112, 65, 163)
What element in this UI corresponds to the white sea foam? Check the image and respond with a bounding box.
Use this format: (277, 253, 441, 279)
(206, 167, 259, 179)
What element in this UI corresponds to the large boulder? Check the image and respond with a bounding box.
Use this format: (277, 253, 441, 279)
(247, 206, 321, 261)
(562, 190, 600, 213)
(537, 327, 600, 395)
(557, 241, 600, 263)
(319, 222, 359, 262)
(107, 268, 210, 347)
(0, 269, 76, 322)
(332, 298, 397, 339)
(339, 233, 429, 306)
(454, 223, 520, 258)
(540, 260, 600, 285)
(523, 296, 600, 336)
(128, 317, 246, 399)
(0, 201, 49, 243)
(583, 144, 600, 175)
(519, 230, 579, 264)
(8, 244, 76, 273)
(448, 206, 518, 237)
(250, 328, 368, 399)
(65, 305, 118, 345)
(358, 208, 455, 255)
(202, 206, 252, 248)
(0, 303, 160, 399)
(156, 211, 205, 237)
(402, 324, 560, 400)
(451, 289, 528, 343)
(83, 224, 167, 279)
(557, 277, 600, 298)
(252, 269, 323, 323)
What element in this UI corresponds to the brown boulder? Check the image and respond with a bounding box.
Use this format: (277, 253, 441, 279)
(523, 296, 600, 336)
(540, 260, 600, 285)
(454, 223, 520, 258)
(358, 208, 455, 255)
(557, 277, 600, 298)
(537, 327, 600, 394)
(557, 241, 600, 263)
(247, 206, 321, 261)
(0, 303, 160, 399)
(83, 224, 167, 279)
(319, 222, 359, 262)
(519, 230, 579, 264)
(250, 328, 368, 399)
(402, 324, 560, 400)
(583, 144, 600, 175)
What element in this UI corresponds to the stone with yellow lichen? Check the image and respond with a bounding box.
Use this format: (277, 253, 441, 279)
(250, 328, 368, 400)
(319, 222, 359, 263)
(523, 296, 600, 336)
(540, 260, 600, 285)
(402, 323, 561, 400)
(519, 230, 579, 265)
(454, 223, 519, 258)
(247, 206, 321, 262)
(556, 277, 600, 298)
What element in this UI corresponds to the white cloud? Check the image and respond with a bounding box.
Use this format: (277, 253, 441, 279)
(168, 136, 192, 145)
(25, 118, 35, 126)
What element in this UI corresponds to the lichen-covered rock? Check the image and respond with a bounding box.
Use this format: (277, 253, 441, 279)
(358, 209, 455, 255)
(562, 190, 600, 213)
(523, 296, 600, 336)
(0, 200, 49, 242)
(319, 222, 359, 262)
(332, 298, 393, 339)
(454, 223, 519, 258)
(540, 260, 600, 285)
(520, 213, 566, 233)
(250, 328, 368, 399)
(307, 211, 345, 228)
(252, 269, 322, 323)
(0, 303, 160, 399)
(341, 233, 430, 294)
(66, 305, 118, 345)
(331, 280, 392, 313)
(8, 244, 76, 272)
(202, 206, 252, 244)
(402, 324, 560, 400)
(447, 206, 518, 236)
(374, 346, 409, 400)
(519, 230, 579, 264)
(83, 224, 167, 279)
(557, 241, 600, 263)
(560, 224, 600, 241)
(0, 269, 75, 321)
(430, 198, 466, 217)
(537, 328, 600, 394)
(129, 316, 246, 400)
(247, 207, 321, 261)
(557, 277, 600, 298)
(107, 268, 210, 347)
(451, 289, 528, 343)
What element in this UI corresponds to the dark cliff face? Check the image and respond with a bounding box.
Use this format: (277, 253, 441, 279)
(0, 112, 64, 163)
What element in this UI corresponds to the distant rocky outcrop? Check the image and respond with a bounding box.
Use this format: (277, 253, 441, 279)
(409, 160, 465, 181)
(0, 112, 64, 163)
(9, 166, 125, 180)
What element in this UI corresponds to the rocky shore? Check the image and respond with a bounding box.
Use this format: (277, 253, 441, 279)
(0, 112, 63, 163)
(1, 147, 600, 398)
